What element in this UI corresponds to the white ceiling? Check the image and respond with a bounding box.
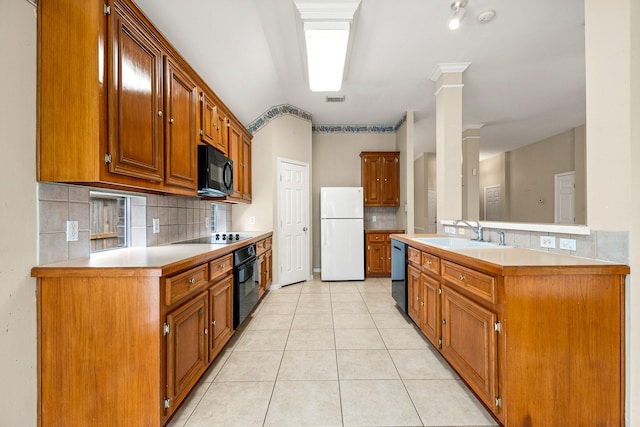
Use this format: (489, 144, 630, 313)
(133, 0, 586, 160)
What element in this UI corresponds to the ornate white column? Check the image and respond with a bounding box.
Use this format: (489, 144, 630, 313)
(430, 62, 470, 222)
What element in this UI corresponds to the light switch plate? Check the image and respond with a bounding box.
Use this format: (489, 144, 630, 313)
(540, 235, 556, 248)
(152, 218, 160, 234)
(559, 238, 577, 251)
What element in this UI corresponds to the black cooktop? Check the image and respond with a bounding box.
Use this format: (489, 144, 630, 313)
(172, 233, 248, 245)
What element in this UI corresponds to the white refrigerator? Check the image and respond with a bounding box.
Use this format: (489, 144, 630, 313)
(320, 187, 365, 281)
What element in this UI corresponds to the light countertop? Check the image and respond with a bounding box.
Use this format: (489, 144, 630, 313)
(391, 234, 629, 275)
(32, 231, 272, 277)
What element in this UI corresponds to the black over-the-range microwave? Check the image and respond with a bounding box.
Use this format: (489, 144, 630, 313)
(197, 145, 234, 197)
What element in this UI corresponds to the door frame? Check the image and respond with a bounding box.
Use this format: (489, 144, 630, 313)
(276, 158, 312, 288)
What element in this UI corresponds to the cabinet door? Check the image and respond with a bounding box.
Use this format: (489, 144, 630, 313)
(420, 273, 440, 348)
(265, 249, 272, 286)
(199, 91, 219, 149)
(108, 1, 164, 182)
(242, 137, 252, 201)
(209, 275, 233, 360)
(258, 254, 266, 298)
(164, 58, 198, 190)
(441, 286, 497, 410)
(228, 122, 243, 199)
(361, 154, 381, 206)
(407, 264, 422, 324)
(216, 110, 229, 155)
(381, 154, 400, 206)
(166, 292, 208, 414)
(366, 239, 386, 276)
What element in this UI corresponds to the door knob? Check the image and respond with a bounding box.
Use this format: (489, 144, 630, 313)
(303, 227, 308, 232)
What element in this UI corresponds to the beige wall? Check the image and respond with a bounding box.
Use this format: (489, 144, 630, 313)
(311, 131, 396, 269)
(395, 113, 414, 233)
(233, 115, 313, 285)
(509, 128, 576, 223)
(479, 152, 508, 221)
(414, 154, 427, 231)
(0, 0, 38, 424)
(479, 126, 585, 224)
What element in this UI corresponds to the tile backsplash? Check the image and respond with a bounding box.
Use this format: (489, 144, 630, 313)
(364, 206, 399, 230)
(440, 223, 629, 265)
(37, 183, 231, 265)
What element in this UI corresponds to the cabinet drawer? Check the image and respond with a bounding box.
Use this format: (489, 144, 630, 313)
(256, 239, 266, 256)
(166, 264, 209, 306)
(366, 233, 386, 244)
(420, 251, 440, 276)
(209, 254, 233, 282)
(441, 261, 496, 304)
(408, 247, 421, 264)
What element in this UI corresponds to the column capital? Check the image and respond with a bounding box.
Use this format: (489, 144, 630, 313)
(429, 62, 471, 82)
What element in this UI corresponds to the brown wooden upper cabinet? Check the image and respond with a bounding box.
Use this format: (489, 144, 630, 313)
(164, 57, 198, 190)
(37, 0, 250, 198)
(198, 90, 229, 156)
(360, 152, 400, 206)
(227, 121, 252, 203)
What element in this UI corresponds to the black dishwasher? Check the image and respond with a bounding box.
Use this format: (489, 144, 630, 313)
(233, 243, 259, 329)
(391, 239, 408, 313)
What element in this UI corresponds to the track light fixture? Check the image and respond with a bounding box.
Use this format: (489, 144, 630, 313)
(449, 0, 467, 30)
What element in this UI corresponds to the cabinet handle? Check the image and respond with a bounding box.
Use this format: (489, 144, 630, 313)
(169, 118, 174, 124)
(158, 111, 163, 117)
(458, 274, 465, 281)
(426, 260, 432, 266)
(420, 302, 424, 306)
(204, 328, 208, 335)
(442, 319, 446, 325)
(416, 296, 420, 300)
(212, 320, 216, 326)
(188, 278, 196, 284)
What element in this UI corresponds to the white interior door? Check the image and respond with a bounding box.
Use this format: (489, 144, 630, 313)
(484, 185, 501, 221)
(278, 159, 310, 286)
(555, 171, 575, 224)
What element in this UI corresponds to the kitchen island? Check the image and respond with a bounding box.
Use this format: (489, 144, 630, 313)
(392, 234, 629, 427)
(31, 232, 272, 427)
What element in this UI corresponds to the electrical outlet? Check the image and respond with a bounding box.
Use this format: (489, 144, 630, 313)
(372, 216, 377, 222)
(205, 216, 210, 229)
(458, 227, 466, 235)
(559, 238, 577, 251)
(249, 216, 255, 225)
(445, 226, 456, 234)
(540, 235, 556, 248)
(152, 218, 160, 234)
(66, 220, 78, 242)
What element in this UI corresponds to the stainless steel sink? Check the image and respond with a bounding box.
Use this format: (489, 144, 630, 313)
(411, 237, 510, 249)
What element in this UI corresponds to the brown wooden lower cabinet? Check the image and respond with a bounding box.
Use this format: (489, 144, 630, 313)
(365, 229, 404, 277)
(257, 237, 272, 298)
(399, 238, 629, 426)
(33, 247, 246, 426)
(166, 291, 209, 411)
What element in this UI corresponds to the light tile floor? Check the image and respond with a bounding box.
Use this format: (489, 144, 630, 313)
(168, 277, 498, 427)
